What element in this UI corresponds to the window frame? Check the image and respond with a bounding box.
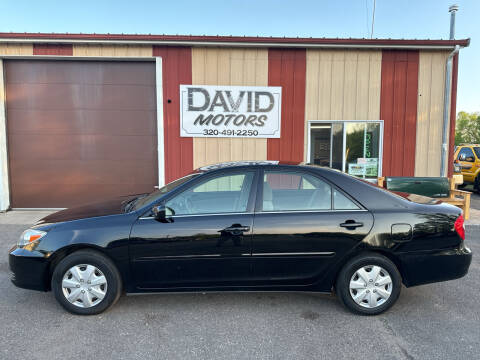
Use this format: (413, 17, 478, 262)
(255, 167, 365, 213)
(306, 120, 384, 181)
(474, 147, 480, 160)
(153, 168, 259, 218)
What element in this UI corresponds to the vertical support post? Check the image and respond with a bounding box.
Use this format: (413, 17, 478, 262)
(155, 57, 165, 187)
(342, 124, 346, 173)
(378, 121, 384, 177)
(0, 59, 10, 211)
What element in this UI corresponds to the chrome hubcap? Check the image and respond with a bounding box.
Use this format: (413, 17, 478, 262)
(349, 265, 392, 308)
(62, 264, 107, 308)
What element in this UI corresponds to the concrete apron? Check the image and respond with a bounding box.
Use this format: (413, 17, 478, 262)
(0, 210, 55, 225)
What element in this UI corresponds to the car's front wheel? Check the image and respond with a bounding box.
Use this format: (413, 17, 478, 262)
(51, 250, 122, 315)
(336, 253, 401, 315)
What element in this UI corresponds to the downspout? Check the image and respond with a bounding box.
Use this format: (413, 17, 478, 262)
(440, 45, 460, 176)
(440, 4, 460, 177)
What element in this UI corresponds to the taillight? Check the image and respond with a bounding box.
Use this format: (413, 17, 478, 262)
(454, 214, 465, 240)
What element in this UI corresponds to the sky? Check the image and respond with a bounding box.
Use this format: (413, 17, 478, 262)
(0, 0, 478, 113)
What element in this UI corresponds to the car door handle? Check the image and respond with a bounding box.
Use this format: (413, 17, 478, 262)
(340, 221, 363, 230)
(223, 225, 250, 233)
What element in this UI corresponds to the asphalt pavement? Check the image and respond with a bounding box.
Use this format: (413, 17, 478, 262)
(0, 214, 478, 360)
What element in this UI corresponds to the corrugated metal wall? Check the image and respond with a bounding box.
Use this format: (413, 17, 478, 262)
(267, 49, 306, 163)
(415, 51, 450, 176)
(0, 44, 33, 55)
(33, 44, 72, 55)
(191, 48, 268, 169)
(304, 50, 382, 160)
(153, 46, 193, 183)
(380, 50, 419, 177)
(0, 42, 460, 196)
(73, 45, 152, 57)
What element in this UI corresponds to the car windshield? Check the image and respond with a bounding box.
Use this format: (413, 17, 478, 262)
(127, 173, 200, 212)
(474, 147, 480, 159)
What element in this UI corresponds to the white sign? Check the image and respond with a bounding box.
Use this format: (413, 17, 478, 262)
(180, 85, 281, 138)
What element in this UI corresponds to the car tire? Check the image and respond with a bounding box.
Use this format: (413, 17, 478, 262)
(474, 175, 480, 193)
(51, 249, 122, 315)
(336, 253, 401, 315)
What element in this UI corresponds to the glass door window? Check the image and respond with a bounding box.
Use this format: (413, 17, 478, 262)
(309, 121, 383, 179)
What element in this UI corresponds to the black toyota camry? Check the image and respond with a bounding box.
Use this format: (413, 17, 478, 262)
(9, 161, 472, 315)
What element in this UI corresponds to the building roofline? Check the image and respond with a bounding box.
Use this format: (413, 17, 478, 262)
(0, 32, 470, 50)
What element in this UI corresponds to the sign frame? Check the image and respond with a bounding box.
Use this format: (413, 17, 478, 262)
(179, 84, 282, 138)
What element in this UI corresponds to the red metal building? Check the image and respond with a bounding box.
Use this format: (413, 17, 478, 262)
(0, 33, 469, 209)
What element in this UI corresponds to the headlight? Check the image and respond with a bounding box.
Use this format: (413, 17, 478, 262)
(18, 229, 47, 247)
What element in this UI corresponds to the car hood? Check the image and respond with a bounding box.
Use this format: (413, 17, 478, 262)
(36, 195, 138, 224)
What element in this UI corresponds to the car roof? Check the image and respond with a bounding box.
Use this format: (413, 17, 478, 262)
(196, 160, 304, 172)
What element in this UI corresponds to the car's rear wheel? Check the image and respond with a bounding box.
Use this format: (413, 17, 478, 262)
(336, 253, 401, 315)
(474, 175, 480, 193)
(51, 250, 122, 315)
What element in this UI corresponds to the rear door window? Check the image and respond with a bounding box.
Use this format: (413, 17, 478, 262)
(262, 171, 332, 211)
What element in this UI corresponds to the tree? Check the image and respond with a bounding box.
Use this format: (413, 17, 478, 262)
(455, 111, 480, 145)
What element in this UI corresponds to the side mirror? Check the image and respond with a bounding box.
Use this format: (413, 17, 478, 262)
(152, 205, 174, 222)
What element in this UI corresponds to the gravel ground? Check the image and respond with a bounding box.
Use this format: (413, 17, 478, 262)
(0, 216, 478, 360)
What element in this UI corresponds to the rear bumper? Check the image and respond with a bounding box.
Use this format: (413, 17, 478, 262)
(398, 245, 472, 287)
(9, 246, 50, 291)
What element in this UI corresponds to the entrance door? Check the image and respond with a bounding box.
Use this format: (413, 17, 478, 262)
(130, 169, 258, 289)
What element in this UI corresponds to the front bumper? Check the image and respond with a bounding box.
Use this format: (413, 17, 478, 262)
(398, 245, 472, 287)
(9, 246, 50, 291)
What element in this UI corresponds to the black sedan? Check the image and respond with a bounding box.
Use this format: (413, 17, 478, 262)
(9, 161, 472, 315)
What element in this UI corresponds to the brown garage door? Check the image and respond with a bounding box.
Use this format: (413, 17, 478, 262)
(5, 60, 158, 208)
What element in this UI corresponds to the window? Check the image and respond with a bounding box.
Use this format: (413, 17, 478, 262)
(458, 148, 475, 162)
(165, 172, 254, 216)
(262, 171, 332, 211)
(333, 189, 360, 210)
(308, 121, 382, 179)
(474, 147, 480, 159)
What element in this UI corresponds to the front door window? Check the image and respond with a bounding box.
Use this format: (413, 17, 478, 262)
(165, 171, 255, 215)
(309, 121, 383, 179)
